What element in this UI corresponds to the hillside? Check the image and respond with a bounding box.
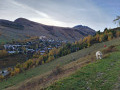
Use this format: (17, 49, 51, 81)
(47, 45, 120, 90)
(73, 25, 96, 36)
(1, 38, 120, 90)
(0, 18, 96, 43)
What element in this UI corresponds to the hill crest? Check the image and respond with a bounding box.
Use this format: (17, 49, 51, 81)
(0, 18, 96, 42)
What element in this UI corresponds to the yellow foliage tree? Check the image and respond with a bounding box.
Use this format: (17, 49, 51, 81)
(0, 50, 8, 58)
(14, 68, 20, 74)
(10, 71, 15, 76)
(47, 56, 55, 63)
(95, 34, 100, 41)
(49, 48, 59, 57)
(107, 32, 113, 41)
(116, 31, 120, 37)
(99, 34, 104, 42)
(86, 35, 92, 47)
(0, 75, 4, 80)
(78, 39, 83, 44)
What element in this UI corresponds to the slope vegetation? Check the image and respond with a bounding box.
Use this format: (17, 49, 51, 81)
(1, 38, 120, 90)
(47, 45, 120, 90)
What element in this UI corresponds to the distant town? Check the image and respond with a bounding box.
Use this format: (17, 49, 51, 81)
(0, 36, 67, 77)
(4, 36, 67, 55)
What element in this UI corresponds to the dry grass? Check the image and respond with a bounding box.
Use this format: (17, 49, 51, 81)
(4, 38, 120, 90)
(6, 44, 120, 90)
(46, 45, 120, 90)
(6, 51, 98, 90)
(103, 45, 118, 54)
(12, 46, 119, 90)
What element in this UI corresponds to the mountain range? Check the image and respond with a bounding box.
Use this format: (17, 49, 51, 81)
(0, 18, 96, 43)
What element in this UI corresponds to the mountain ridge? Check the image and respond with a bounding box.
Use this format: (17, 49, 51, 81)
(0, 18, 96, 43)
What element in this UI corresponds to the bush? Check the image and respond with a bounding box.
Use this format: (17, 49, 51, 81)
(103, 45, 117, 54)
(0, 75, 4, 81)
(10, 71, 15, 76)
(52, 65, 63, 75)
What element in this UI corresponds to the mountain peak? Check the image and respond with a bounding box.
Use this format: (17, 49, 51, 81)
(73, 25, 96, 35)
(73, 25, 91, 29)
(0, 18, 96, 42)
(14, 18, 30, 23)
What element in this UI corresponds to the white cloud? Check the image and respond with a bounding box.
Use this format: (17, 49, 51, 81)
(0, 0, 117, 31)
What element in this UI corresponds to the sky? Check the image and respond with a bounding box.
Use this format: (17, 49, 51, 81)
(0, 0, 120, 31)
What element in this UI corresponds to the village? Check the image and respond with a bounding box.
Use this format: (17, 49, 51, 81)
(0, 36, 67, 77)
(4, 36, 67, 55)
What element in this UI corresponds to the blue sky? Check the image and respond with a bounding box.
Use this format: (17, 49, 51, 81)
(0, 0, 120, 31)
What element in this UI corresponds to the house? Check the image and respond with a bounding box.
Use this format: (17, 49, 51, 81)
(26, 48, 35, 52)
(7, 51, 16, 54)
(40, 50, 46, 55)
(39, 36, 46, 40)
(4, 44, 22, 50)
(40, 50, 45, 53)
(0, 70, 10, 77)
(48, 48, 52, 50)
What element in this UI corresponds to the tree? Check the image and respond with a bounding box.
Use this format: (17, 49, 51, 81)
(14, 68, 20, 74)
(0, 50, 8, 58)
(78, 39, 83, 44)
(0, 75, 4, 81)
(103, 34, 108, 41)
(0, 32, 2, 36)
(99, 34, 104, 42)
(95, 34, 100, 41)
(107, 32, 113, 41)
(47, 56, 55, 63)
(86, 35, 92, 47)
(49, 48, 59, 58)
(113, 16, 120, 26)
(116, 31, 120, 37)
(96, 30, 101, 34)
(104, 28, 108, 33)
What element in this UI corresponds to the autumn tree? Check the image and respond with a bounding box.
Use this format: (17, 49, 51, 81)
(49, 48, 59, 58)
(86, 35, 92, 47)
(99, 34, 104, 42)
(107, 32, 113, 41)
(116, 30, 120, 37)
(0, 50, 8, 58)
(46, 55, 55, 63)
(14, 68, 20, 74)
(95, 34, 100, 41)
(78, 39, 83, 44)
(0, 75, 4, 81)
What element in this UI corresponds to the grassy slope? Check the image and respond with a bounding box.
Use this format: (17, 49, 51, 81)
(0, 38, 120, 89)
(47, 46, 120, 90)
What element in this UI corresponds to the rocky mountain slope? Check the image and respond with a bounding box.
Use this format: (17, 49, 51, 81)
(0, 18, 96, 43)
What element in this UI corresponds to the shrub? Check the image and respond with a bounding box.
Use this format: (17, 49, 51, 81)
(11, 71, 15, 76)
(52, 65, 63, 76)
(14, 68, 20, 74)
(103, 45, 117, 54)
(0, 75, 4, 81)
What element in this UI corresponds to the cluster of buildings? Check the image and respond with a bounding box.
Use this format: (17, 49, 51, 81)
(0, 37, 67, 77)
(3, 38, 66, 55)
